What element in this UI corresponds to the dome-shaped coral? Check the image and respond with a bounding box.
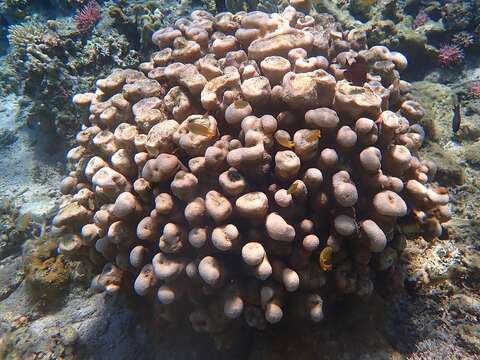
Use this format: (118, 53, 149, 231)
(53, 3, 451, 334)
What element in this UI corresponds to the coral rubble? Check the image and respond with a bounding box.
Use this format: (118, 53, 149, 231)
(52, 2, 451, 335)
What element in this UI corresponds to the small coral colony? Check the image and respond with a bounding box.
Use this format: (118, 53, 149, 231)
(52, 0, 451, 335)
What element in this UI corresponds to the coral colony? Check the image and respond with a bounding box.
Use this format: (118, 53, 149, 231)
(53, 1, 450, 334)
(412, 11, 429, 29)
(437, 43, 464, 67)
(75, 0, 102, 34)
(452, 31, 474, 49)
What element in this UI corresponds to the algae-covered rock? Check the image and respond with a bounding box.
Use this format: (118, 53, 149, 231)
(407, 81, 466, 184)
(0, 255, 24, 301)
(23, 238, 71, 308)
(460, 98, 480, 142)
(0, 198, 37, 261)
(422, 142, 464, 186)
(402, 238, 462, 285)
(225, 0, 287, 13)
(463, 251, 480, 285)
(465, 141, 480, 167)
(225, 0, 257, 12)
(458, 323, 480, 354)
(348, 0, 376, 21)
(314, 0, 447, 72)
(411, 81, 457, 144)
(387, 24, 439, 65)
(451, 294, 480, 317)
(0, 324, 79, 360)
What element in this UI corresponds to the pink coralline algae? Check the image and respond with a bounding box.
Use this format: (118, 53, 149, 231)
(470, 81, 480, 98)
(438, 44, 464, 67)
(412, 11, 429, 29)
(75, 0, 102, 33)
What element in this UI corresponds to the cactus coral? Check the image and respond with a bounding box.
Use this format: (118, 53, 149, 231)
(54, 3, 451, 335)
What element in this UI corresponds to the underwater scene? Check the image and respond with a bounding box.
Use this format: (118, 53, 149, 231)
(0, 0, 479, 358)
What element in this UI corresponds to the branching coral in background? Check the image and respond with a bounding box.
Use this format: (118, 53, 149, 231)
(3, 15, 139, 138)
(7, 18, 48, 54)
(437, 44, 464, 67)
(441, 0, 473, 32)
(452, 31, 474, 49)
(81, 31, 141, 68)
(75, 0, 102, 33)
(108, 0, 168, 48)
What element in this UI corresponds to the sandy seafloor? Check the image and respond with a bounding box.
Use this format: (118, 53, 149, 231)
(0, 17, 480, 360)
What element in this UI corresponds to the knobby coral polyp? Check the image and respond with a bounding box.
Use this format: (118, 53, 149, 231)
(54, 2, 451, 335)
(75, 0, 102, 34)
